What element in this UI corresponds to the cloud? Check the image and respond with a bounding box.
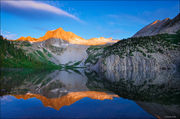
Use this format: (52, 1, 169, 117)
(1, 0, 81, 22)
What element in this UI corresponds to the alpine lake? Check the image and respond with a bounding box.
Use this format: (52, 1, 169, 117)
(1, 68, 180, 119)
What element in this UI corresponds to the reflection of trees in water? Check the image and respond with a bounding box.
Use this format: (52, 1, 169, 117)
(85, 70, 180, 105)
(0, 69, 57, 96)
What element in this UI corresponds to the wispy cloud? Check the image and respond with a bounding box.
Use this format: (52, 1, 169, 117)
(1, 0, 81, 22)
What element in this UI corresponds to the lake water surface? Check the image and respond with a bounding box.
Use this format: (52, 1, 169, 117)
(1, 68, 180, 119)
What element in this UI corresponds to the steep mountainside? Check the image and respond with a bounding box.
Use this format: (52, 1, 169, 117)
(0, 36, 61, 69)
(133, 14, 180, 37)
(86, 31, 180, 77)
(16, 27, 117, 45)
(13, 39, 90, 66)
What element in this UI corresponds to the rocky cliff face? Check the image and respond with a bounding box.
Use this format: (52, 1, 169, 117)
(133, 13, 180, 37)
(99, 49, 180, 80)
(39, 40, 89, 66)
(86, 32, 180, 82)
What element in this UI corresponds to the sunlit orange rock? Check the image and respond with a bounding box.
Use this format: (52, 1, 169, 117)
(13, 91, 119, 110)
(146, 18, 170, 29)
(16, 27, 118, 45)
(17, 36, 37, 41)
(151, 20, 160, 25)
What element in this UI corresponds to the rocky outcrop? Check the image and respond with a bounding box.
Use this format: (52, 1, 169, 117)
(133, 13, 180, 37)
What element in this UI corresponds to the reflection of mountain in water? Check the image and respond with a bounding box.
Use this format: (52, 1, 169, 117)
(1, 68, 180, 119)
(13, 91, 118, 110)
(1, 68, 180, 103)
(1, 69, 89, 98)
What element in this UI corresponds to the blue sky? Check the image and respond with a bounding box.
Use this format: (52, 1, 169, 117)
(0, 0, 179, 40)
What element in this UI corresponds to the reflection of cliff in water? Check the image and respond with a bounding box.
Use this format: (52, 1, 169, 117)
(136, 101, 180, 119)
(85, 69, 180, 119)
(86, 69, 180, 105)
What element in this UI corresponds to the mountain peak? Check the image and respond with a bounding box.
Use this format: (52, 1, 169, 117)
(151, 20, 160, 25)
(16, 27, 118, 45)
(133, 14, 180, 37)
(17, 36, 36, 41)
(56, 27, 63, 31)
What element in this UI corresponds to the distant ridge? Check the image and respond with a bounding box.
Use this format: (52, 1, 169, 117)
(16, 27, 117, 45)
(133, 13, 180, 37)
